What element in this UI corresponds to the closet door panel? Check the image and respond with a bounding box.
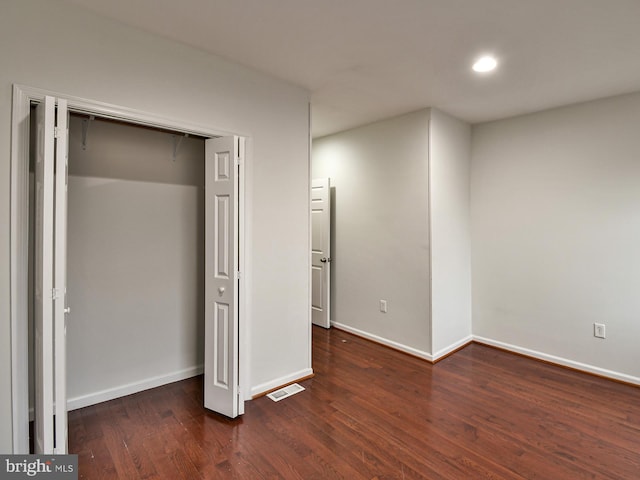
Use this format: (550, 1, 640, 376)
(204, 136, 241, 418)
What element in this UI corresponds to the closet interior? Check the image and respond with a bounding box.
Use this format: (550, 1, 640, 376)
(28, 107, 208, 427)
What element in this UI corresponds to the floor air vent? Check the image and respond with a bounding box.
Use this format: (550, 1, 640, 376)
(267, 383, 305, 402)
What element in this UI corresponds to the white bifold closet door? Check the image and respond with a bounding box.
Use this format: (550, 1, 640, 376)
(34, 95, 69, 454)
(204, 136, 244, 418)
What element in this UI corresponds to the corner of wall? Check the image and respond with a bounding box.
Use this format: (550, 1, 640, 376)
(428, 109, 473, 355)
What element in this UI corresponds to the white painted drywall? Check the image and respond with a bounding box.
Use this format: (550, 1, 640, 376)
(65, 116, 205, 406)
(471, 92, 640, 380)
(67, 176, 202, 404)
(312, 110, 432, 354)
(429, 109, 472, 356)
(1, 0, 310, 451)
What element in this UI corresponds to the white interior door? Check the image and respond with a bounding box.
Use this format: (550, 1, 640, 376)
(34, 96, 69, 454)
(311, 178, 331, 328)
(204, 136, 243, 418)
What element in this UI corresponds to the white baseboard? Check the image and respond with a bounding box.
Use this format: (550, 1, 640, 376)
(67, 364, 204, 411)
(250, 368, 314, 398)
(325, 324, 638, 386)
(473, 336, 640, 386)
(331, 322, 434, 361)
(432, 335, 474, 361)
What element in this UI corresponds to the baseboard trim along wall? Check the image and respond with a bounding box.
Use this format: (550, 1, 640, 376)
(62, 334, 639, 412)
(432, 335, 474, 363)
(331, 322, 434, 362)
(326, 325, 639, 387)
(250, 368, 314, 398)
(473, 336, 640, 387)
(67, 364, 204, 411)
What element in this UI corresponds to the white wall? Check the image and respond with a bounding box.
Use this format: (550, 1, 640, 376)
(1, 0, 310, 452)
(429, 109, 472, 357)
(313, 110, 432, 356)
(65, 116, 205, 408)
(471, 92, 640, 382)
(67, 177, 202, 406)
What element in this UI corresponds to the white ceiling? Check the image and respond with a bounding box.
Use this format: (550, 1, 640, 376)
(66, 0, 640, 138)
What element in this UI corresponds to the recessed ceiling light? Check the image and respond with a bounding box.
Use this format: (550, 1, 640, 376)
(472, 56, 498, 73)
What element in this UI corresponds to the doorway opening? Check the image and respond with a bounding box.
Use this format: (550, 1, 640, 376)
(39, 109, 206, 404)
(11, 85, 248, 454)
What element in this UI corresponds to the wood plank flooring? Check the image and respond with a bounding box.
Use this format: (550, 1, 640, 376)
(69, 326, 640, 479)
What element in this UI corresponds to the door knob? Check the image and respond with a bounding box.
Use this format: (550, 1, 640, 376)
(218, 287, 225, 295)
(64, 307, 71, 314)
(320, 257, 331, 263)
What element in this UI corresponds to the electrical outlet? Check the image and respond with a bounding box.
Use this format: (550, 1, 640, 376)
(379, 300, 388, 313)
(594, 323, 606, 339)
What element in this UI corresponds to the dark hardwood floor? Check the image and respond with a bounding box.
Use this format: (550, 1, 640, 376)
(69, 326, 640, 479)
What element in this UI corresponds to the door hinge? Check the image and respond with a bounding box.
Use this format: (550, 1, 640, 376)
(236, 271, 242, 280)
(235, 138, 243, 166)
(51, 288, 61, 300)
(54, 127, 68, 139)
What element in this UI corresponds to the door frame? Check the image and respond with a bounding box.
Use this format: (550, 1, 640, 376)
(10, 84, 250, 453)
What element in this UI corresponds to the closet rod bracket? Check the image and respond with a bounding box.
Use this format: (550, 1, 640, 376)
(172, 133, 189, 161)
(81, 115, 95, 150)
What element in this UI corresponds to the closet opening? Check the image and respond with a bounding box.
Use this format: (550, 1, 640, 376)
(27, 106, 208, 451)
(13, 86, 247, 454)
